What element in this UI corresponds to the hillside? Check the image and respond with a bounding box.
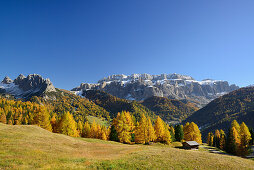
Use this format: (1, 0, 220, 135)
(82, 90, 156, 120)
(141, 96, 199, 124)
(1, 123, 254, 169)
(0, 89, 110, 126)
(185, 87, 254, 137)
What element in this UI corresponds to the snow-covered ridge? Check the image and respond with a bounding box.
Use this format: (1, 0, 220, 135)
(71, 73, 239, 107)
(97, 73, 224, 86)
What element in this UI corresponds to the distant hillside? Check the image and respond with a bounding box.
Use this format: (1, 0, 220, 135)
(141, 96, 199, 124)
(82, 90, 156, 121)
(185, 87, 254, 136)
(31, 88, 111, 121)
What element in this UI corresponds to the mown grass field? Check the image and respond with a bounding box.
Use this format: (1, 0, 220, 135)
(0, 123, 254, 169)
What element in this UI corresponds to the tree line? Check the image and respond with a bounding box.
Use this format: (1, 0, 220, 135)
(207, 120, 253, 156)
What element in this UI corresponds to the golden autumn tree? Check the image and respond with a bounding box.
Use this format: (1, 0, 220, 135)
(0, 112, 7, 124)
(135, 113, 148, 144)
(219, 129, 226, 150)
(183, 122, 202, 144)
(77, 120, 83, 137)
(90, 120, 98, 138)
(214, 129, 221, 147)
(231, 120, 241, 134)
(82, 121, 91, 138)
(33, 107, 52, 132)
(239, 122, 252, 156)
(58, 112, 79, 137)
(207, 132, 213, 146)
(154, 116, 165, 142)
(50, 114, 58, 133)
(227, 127, 241, 155)
(163, 128, 172, 144)
(147, 117, 156, 142)
(113, 111, 134, 144)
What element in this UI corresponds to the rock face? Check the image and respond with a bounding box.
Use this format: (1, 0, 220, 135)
(72, 73, 239, 107)
(1, 76, 13, 84)
(0, 74, 56, 99)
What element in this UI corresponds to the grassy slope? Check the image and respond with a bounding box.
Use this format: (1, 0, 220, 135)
(0, 123, 254, 170)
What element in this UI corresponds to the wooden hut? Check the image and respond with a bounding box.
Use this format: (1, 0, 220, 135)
(182, 141, 199, 150)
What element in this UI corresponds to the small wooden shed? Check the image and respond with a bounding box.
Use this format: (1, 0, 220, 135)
(182, 141, 200, 150)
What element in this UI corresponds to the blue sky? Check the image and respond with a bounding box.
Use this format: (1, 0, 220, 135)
(0, 0, 254, 89)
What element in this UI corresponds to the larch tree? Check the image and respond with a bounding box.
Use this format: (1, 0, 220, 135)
(154, 116, 165, 142)
(214, 129, 221, 147)
(33, 107, 52, 132)
(50, 114, 58, 133)
(0, 112, 7, 124)
(82, 121, 91, 138)
(135, 114, 148, 144)
(231, 120, 241, 134)
(77, 120, 83, 137)
(90, 120, 98, 138)
(147, 117, 156, 142)
(163, 128, 172, 144)
(219, 129, 226, 150)
(226, 127, 240, 155)
(239, 122, 252, 156)
(183, 122, 202, 144)
(113, 111, 134, 144)
(58, 112, 78, 137)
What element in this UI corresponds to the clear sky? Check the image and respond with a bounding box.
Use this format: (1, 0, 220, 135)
(0, 0, 254, 90)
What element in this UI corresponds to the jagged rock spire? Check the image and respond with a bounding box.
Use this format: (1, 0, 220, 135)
(1, 76, 13, 84)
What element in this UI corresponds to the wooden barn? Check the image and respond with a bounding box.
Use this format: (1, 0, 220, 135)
(182, 141, 200, 150)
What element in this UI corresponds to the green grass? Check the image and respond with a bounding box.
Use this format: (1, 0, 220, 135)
(86, 115, 110, 127)
(0, 123, 254, 169)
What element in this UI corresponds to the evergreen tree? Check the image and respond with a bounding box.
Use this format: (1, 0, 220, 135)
(250, 128, 254, 145)
(175, 125, 184, 142)
(58, 112, 78, 137)
(109, 125, 119, 142)
(169, 126, 175, 142)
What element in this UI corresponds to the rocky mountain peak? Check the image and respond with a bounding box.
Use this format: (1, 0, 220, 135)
(0, 74, 56, 99)
(72, 73, 239, 107)
(1, 76, 13, 84)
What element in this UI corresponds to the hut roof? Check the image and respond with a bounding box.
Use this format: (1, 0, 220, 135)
(184, 141, 199, 146)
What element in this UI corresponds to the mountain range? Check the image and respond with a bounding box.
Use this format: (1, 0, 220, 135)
(72, 73, 238, 107)
(1, 73, 253, 138)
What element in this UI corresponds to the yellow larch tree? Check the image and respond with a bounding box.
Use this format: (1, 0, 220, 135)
(154, 116, 165, 142)
(239, 122, 252, 156)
